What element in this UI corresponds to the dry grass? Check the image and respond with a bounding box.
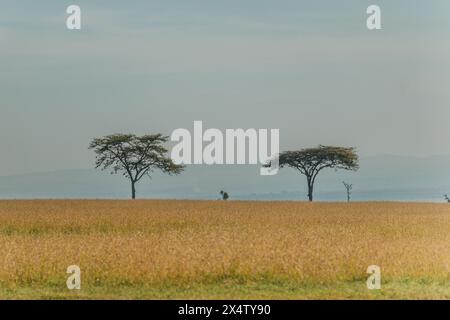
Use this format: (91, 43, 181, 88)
(0, 200, 450, 299)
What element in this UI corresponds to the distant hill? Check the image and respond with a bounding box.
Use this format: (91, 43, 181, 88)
(0, 155, 449, 202)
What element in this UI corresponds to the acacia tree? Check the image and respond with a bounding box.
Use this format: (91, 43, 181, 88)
(265, 145, 359, 201)
(89, 134, 184, 199)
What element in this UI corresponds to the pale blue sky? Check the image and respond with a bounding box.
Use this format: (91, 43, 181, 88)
(1, 1, 450, 176)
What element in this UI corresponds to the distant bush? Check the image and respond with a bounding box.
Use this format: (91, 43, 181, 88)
(220, 190, 229, 200)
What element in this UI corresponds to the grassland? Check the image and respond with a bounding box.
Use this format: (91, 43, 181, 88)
(1, 200, 450, 299)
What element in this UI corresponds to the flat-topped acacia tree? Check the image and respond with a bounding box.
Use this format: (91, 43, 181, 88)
(264, 145, 359, 201)
(89, 134, 184, 199)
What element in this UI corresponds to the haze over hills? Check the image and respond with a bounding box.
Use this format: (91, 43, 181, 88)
(0, 155, 450, 202)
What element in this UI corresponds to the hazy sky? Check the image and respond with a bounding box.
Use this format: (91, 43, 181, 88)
(1, 0, 450, 176)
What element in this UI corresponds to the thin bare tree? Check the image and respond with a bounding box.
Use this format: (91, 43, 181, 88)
(343, 181, 353, 202)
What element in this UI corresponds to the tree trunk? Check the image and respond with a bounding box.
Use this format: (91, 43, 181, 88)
(131, 181, 136, 199)
(307, 177, 314, 202)
(307, 187, 313, 201)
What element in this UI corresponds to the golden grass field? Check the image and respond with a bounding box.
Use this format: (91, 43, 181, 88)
(1, 199, 450, 299)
